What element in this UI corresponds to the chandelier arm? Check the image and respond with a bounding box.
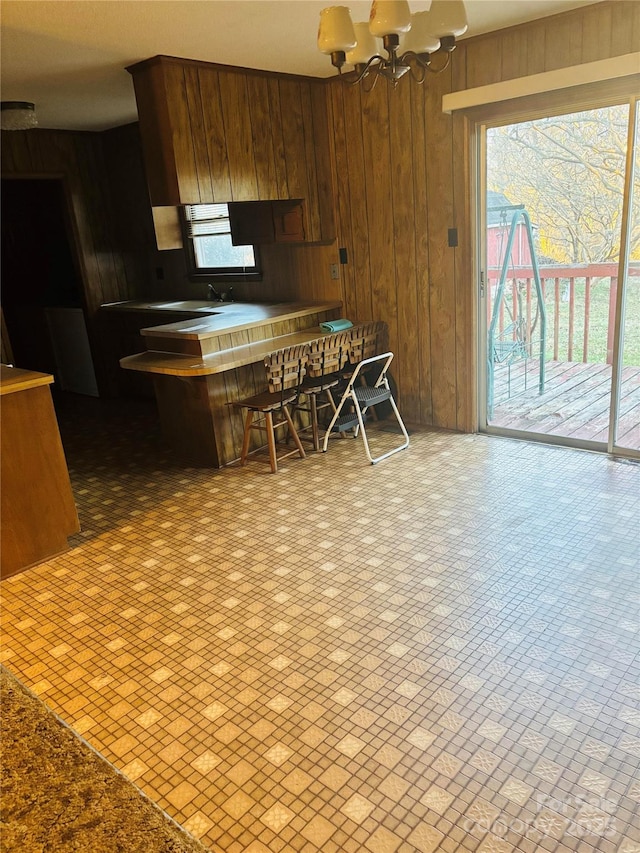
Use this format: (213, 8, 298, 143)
(400, 49, 453, 76)
(345, 54, 388, 86)
(424, 50, 452, 75)
(396, 51, 426, 83)
(361, 66, 380, 93)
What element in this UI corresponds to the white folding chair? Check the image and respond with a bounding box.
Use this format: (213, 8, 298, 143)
(321, 352, 409, 464)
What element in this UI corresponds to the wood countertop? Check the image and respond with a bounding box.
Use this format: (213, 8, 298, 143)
(138, 300, 342, 341)
(120, 329, 330, 377)
(0, 366, 55, 396)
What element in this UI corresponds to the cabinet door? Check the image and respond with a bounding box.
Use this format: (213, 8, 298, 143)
(228, 201, 274, 245)
(273, 201, 305, 242)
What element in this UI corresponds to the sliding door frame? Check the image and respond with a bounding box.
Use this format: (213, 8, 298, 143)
(470, 79, 640, 458)
(608, 96, 639, 459)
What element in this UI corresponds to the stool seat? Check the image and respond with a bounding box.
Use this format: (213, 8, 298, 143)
(292, 332, 351, 452)
(238, 389, 298, 412)
(230, 343, 309, 473)
(300, 373, 342, 393)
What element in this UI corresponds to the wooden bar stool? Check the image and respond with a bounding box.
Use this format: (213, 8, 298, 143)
(343, 321, 387, 381)
(292, 331, 351, 451)
(339, 321, 387, 420)
(231, 344, 309, 473)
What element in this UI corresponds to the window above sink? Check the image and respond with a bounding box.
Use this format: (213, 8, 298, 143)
(183, 204, 262, 281)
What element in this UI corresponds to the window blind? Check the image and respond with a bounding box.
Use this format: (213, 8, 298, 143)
(184, 204, 232, 238)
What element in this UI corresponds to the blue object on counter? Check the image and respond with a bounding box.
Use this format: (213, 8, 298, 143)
(319, 319, 353, 333)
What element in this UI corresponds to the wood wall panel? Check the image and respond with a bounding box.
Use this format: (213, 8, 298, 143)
(310, 85, 337, 242)
(452, 48, 474, 434)
(409, 80, 433, 426)
(246, 75, 280, 200)
(525, 22, 547, 76)
(390, 82, 419, 423)
(581, 4, 614, 63)
(345, 84, 374, 322)
(267, 78, 290, 198)
(362, 84, 397, 363)
(218, 71, 259, 201)
(300, 83, 322, 241)
(611, 1, 640, 56)
(464, 33, 503, 88)
(499, 29, 530, 81)
(328, 0, 636, 431)
(164, 63, 201, 202)
(544, 15, 584, 71)
(4, 1, 634, 422)
(198, 68, 233, 201)
(327, 83, 358, 321)
(425, 69, 458, 430)
(184, 65, 214, 202)
(278, 80, 308, 204)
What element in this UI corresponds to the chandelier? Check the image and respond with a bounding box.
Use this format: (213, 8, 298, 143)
(318, 0, 467, 89)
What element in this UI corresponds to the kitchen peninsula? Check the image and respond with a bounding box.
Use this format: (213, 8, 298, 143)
(118, 300, 342, 467)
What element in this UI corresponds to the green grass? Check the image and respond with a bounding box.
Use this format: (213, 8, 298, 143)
(496, 277, 639, 367)
(545, 277, 639, 366)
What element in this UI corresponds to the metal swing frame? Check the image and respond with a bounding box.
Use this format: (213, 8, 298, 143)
(487, 205, 547, 417)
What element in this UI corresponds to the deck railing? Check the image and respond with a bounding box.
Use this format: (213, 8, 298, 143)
(487, 263, 640, 365)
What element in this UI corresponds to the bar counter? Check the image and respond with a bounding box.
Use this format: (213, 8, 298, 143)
(119, 300, 342, 467)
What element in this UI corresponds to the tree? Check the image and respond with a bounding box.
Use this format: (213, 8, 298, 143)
(487, 105, 639, 265)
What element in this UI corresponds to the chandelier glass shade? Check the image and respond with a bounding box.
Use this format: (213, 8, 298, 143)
(0, 101, 38, 131)
(317, 0, 467, 89)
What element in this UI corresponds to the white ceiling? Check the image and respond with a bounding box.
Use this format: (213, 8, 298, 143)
(1, 0, 600, 131)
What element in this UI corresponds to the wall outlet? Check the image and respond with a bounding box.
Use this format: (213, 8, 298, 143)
(330, 263, 340, 280)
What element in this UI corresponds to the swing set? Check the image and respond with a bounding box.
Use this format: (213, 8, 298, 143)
(487, 203, 547, 417)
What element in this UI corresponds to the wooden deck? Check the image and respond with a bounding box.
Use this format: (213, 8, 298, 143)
(490, 360, 640, 448)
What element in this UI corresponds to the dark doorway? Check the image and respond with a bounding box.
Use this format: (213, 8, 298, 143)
(1, 178, 98, 394)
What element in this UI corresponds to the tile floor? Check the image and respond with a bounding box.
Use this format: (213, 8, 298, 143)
(1, 396, 639, 853)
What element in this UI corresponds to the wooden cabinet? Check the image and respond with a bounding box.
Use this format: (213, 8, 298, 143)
(127, 56, 335, 243)
(229, 200, 305, 245)
(0, 367, 80, 578)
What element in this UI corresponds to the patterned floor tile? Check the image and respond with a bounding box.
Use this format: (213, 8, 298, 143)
(1, 396, 639, 853)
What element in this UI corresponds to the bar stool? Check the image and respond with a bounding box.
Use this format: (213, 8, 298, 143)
(292, 331, 351, 451)
(338, 321, 387, 421)
(231, 344, 309, 473)
(342, 321, 387, 383)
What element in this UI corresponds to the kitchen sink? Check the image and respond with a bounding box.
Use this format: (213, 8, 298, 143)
(152, 300, 225, 311)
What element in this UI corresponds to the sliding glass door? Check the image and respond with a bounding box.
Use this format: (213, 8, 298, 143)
(611, 100, 639, 453)
(478, 96, 639, 458)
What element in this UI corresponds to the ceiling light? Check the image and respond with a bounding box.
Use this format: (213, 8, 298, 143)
(318, 1, 467, 90)
(1, 101, 38, 131)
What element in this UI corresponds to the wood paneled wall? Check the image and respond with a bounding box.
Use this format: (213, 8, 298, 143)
(327, 0, 639, 430)
(1, 129, 141, 393)
(3, 1, 636, 414)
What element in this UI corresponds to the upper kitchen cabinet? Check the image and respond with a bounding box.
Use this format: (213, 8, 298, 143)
(127, 56, 335, 243)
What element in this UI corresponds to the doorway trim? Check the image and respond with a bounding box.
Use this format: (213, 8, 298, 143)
(470, 84, 639, 459)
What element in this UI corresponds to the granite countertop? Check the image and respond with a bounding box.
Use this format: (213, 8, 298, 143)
(0, 666, 208, 853)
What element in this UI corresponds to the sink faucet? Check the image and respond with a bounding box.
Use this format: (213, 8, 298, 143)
(207, 284, 233, 302)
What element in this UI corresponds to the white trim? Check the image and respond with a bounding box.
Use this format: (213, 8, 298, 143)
(442, 54, 640, 114)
